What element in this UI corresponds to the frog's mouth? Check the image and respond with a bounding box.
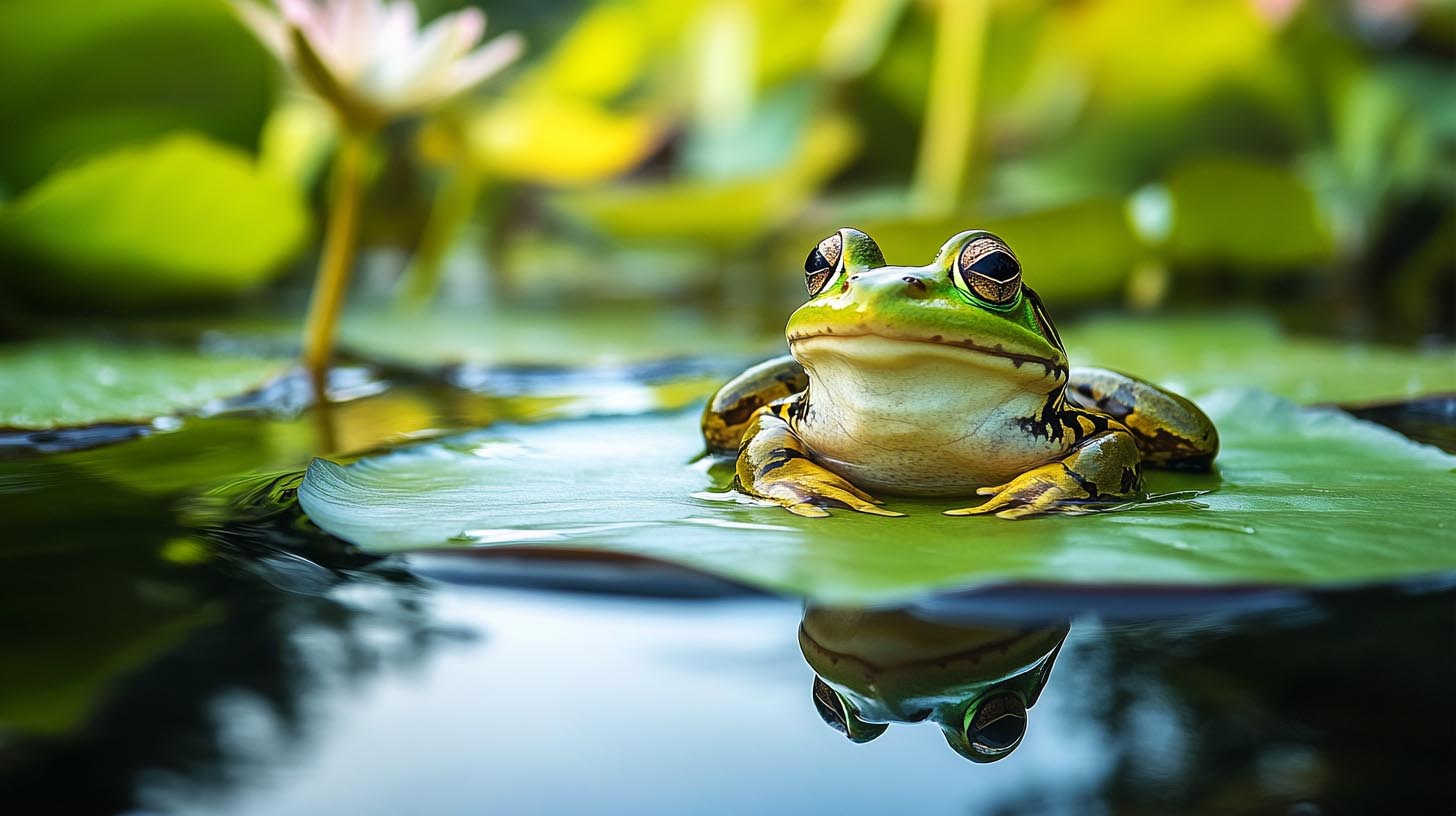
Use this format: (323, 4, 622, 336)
(788, 330, 1067, 380)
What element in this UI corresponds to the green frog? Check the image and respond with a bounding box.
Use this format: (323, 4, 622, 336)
(799, 606, 1069, 762)
(702, 227, 1218, 518)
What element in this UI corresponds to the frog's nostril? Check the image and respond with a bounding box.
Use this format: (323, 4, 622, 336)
(902, 276, 928, 293)
(848, 274, 861, 282)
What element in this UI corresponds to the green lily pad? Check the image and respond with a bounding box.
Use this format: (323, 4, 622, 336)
(1068, 314, 1456, 404)
(0, 340, 290, 429)
(298, 389, 1456, 604)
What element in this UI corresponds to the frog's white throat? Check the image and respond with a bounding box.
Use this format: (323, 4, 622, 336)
(789, 334, 1067, 495)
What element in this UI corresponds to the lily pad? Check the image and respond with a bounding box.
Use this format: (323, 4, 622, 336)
(298, 389, 1456, 604)
(1068, 314, 1456, 404)
(0, 340, 290, 430)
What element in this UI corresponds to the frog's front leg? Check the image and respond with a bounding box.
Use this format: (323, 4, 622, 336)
(1065, 367, 1218, 470)
(946, 414, 1142, 520)
(736, 400, 904, 519)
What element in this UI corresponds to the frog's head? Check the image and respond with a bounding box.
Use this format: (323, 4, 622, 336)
(799, 607, 1069, 764)
(787, 228, 1067, 382)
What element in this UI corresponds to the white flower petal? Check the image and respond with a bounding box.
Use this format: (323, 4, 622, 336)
(442, 32, 524, 97)
(368, 8, 484, 106)
(323, 0, 383, 82)
(377, 0, 417, 58)
(238, 0, 520, 122)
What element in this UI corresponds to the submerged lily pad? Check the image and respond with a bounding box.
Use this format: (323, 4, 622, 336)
(298, 390, 1456, 604)
(0, 340, 290, 429)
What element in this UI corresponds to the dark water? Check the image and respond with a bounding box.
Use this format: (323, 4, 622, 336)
(1, 378, 1453, 815)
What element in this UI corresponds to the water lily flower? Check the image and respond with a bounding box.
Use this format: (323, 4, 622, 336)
(233, 0, 524, 129)
(228, 0, 523, 386)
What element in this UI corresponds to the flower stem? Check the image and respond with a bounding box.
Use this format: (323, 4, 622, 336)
(912, 0, 987, 217)
(302, 129, 370, 380)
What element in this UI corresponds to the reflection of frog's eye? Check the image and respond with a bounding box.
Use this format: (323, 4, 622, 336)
(812, 676, 888, 743)
(953, 235, 1022, 306)
(958, 689, 1028, 762)
(804, 232, 844, 296)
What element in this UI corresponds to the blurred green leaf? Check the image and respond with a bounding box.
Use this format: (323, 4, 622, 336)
(0, 134, 310, 309)
(1160, 156, 1333, 269)
(298, 388, 1456, 604)
(1069, 314, 1456, 404)
(0, 0, 274, 193)
(0, 340, 289, 429)
(551, 115, 858, 250)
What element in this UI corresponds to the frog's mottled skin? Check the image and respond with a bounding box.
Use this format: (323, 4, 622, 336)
(701, 227, 1218, 519)
(799, 606, 1068, 762)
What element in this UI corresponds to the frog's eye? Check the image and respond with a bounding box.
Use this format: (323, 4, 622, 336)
(812, 676, 887, 743)
(953, 235, 1022, 306)
(804, 232, 844, 296)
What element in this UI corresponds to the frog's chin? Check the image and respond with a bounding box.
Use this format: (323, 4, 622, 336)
(788, 331, 1065, 381)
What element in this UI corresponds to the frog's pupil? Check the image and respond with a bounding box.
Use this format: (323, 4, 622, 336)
(969, 250, 1019, 282)
(805, 247, 830, 273)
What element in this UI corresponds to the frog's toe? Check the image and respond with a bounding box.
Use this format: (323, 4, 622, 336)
(786, 502, 832, 518)
(801, 483, 907, 518)
(992, 504, 1052, 520)
(945, 468, 1071, 518)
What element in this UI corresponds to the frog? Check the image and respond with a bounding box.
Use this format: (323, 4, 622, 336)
(701, 227, 1218, 519)
(799, 605, 1069, 762)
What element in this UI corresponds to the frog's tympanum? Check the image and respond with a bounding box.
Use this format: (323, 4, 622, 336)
(702, 228, 1218, 518)
(799, 607, 1069, 762)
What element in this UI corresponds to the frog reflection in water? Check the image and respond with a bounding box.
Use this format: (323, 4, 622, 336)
(702, 228, 1218, 518)
(799, 606, 1069, 762)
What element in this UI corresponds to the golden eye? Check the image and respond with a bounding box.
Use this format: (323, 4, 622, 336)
(953, 235, 1022, 306)
(804, 232, 844, 295)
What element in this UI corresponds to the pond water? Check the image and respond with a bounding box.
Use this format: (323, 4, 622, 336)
(2, 338, 1454, 814)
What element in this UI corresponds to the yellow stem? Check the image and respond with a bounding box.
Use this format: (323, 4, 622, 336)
(912, 0, 988, 217)
(302, 129, 370, 379)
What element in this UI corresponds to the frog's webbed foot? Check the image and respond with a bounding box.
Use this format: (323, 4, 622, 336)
(946, 424, 1142, 520)
(945, 464, 1103, 520)
(736, 406, 904, 518)
(750, 457, 905, 518)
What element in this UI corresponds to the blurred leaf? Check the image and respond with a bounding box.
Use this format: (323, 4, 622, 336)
(683, 81, 823, 181)
(536, 1, 651, 101)
(0, 134, 311, 308)
(1069, 314, 1456, 404)
(0, 340, 289, 430)
(0, 0, 273, 193)
(462, 97, 663, 186)
(551, 114, 858, 249)
(299, 389, 1456, 604)
(258, 99, 337, 191)
(1160, 156, 1333, 268)
(1053, 0, 1277, 106)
